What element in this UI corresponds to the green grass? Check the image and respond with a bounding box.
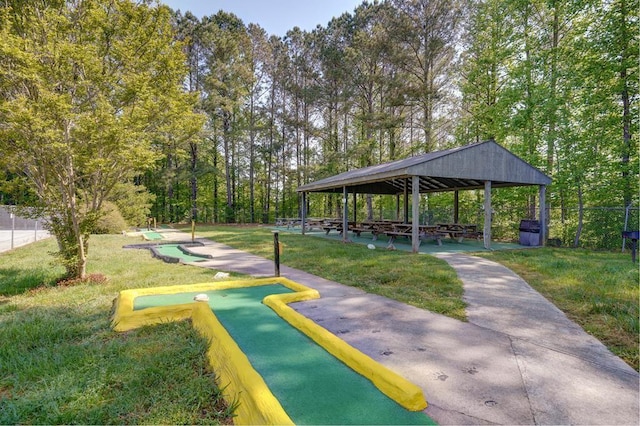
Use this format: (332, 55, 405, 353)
(184, 224, 467, 321)
(476, 247, 639, 371)
(0, 235, 237, 425)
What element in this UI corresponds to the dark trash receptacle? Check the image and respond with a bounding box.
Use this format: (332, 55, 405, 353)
(519, 219, 541, 246)
(622, 230, 639, 263)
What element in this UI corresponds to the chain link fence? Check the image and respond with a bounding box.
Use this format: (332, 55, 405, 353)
(0, 205, 51, 251)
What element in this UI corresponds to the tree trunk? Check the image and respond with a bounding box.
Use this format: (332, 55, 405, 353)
(222, 112, 234, 223)
(619, 0, 632, 208)
(76, 233, 87, 279)
(574, 185, 583, 248)
(190, 141, 198, 222)
(249, 95, 256, 223)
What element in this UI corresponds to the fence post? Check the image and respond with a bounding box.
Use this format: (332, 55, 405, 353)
(10, 212, 15, 249)
(622, 204, 630, 252)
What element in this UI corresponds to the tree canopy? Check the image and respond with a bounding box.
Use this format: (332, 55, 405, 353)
(155, 0, 637, 248)
(0, 0, 203, 278)
(1, 0, 638, 268)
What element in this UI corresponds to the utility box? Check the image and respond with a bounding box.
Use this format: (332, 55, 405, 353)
(519, 219, 541, 246)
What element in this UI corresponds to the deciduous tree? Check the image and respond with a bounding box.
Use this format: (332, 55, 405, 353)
(0, 0, 202, 279)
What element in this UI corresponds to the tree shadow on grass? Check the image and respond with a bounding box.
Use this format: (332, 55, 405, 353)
(0, 267, 61, 297)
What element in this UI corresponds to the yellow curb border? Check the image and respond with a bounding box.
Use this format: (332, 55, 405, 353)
(111, 276, 427, 424)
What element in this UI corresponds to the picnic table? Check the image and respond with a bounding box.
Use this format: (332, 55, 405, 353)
(276, 218, 331, 231)
(322, 219, 355, 235)
(436, 223, 483, 242)
(385, 224, 446, 249)
(303, 218, 326, 231)
(350, 220, 401, 240)
(276, 218, 302, 229)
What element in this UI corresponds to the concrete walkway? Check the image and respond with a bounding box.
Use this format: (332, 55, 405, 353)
(153, 230, 639, 425)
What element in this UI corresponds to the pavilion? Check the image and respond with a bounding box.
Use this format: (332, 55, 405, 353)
(296, 140, 552, 251)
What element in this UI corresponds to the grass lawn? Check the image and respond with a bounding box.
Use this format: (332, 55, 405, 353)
(185, 224, 638, 371)
(0, 235, 238, 425)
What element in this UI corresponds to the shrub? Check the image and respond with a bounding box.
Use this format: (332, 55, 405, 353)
(110, 182, 155, 227)
(94, 202, 128, 234)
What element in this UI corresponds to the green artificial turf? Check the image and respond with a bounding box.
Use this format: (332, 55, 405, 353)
(134, 284, 436, 425)
(142, 231, 164, 240)
(153, 244, 209, 263)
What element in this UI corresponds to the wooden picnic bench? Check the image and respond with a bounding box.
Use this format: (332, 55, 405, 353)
(385, 224, 446, 249)
(303, 218, 325, 231)
(276, 218, 302, 229)
(437, 223, 483, 242)
(350, 221, 400, 240)
(322, 220, 354, 235)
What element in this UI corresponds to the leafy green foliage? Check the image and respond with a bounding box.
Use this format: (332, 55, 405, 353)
(0, 1, 204, 279)
(109, 182, 155, 228)
(159, 1, 637, 252)
(94, 201, 128, 234)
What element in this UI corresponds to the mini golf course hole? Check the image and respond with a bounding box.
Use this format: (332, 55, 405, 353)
(112, 278, 435, 425)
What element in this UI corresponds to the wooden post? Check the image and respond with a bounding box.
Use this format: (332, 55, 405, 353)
(342, 186, 349, 242)
(484, 181, 492, 250)
(404, 178, 409, 224)
(412, 176, 420, 253)
(539, 185, 547, 246)
(301, 192, 307, 235)
(353, 192, 357, 224)
(454, 191, 459, 223)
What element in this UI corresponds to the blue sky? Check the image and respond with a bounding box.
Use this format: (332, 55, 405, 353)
(161, 0, 364, 37)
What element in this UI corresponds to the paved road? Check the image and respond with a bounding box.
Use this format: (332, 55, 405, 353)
(0, 230, 51, 253)
(144, 229, 640, 425)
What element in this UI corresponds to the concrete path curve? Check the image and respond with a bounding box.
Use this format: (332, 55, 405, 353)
(150, 230, 639, 425)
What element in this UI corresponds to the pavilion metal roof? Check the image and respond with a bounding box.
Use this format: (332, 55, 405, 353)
(297, 140, 551, 194)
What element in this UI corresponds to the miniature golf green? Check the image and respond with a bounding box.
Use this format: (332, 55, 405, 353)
(154, 244, 209, 262)
(142, 230, 164, 240)
(134, 284, 436, 425)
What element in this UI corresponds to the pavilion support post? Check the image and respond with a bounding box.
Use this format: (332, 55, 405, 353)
(404, 179, 409, 224)
(342, 186, 349, 243)
(454, 191, 460, 223)
(396, 194, 400, 220)
(412, 175, 420, 253)
(484, 181, 492, 250)
(539, 185, 547, 246)
(353, 192, 357, 224)
(301, 192, 307, 235)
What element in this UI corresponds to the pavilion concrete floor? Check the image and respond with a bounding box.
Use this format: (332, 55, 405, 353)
(274, 226, 528, 255)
